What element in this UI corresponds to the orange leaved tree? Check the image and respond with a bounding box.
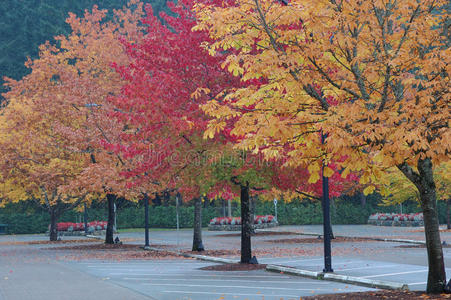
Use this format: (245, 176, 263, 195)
(1, 1, 152, 243)
(195, 0, 450, 292)
(0, 85, 89, 241)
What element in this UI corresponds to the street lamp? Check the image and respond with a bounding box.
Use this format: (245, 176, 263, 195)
(84, 202, 88, 235)
(144, 193, 150, 249)
(277, 0, 333, 273)
(321, 133, 333, 272)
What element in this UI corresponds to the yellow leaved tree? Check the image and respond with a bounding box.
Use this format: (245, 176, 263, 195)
(195, 0, 450, 293)
(0, 92, 89, 241)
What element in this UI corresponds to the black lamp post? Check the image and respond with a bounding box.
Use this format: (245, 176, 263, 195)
(321, 133, 333, 273)
(84, 202, 88, 235)
(276, 0, 333, 273)
(144, 193, 150, 249)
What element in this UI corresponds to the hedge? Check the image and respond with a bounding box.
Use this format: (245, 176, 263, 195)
(0, 200, 446, 235)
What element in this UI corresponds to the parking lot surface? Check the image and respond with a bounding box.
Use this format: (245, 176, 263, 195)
(1, 224, 450, 299)
(68, 260, 374, 300)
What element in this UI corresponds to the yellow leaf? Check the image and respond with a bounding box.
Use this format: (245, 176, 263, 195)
(308, 162, 320, 174)
(323, 166, 334, 177)
(341, 167, 350, 179)
(363, 185, 375, 196)
(308, 172, 320, 184)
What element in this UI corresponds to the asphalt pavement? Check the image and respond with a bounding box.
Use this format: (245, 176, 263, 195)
(68, 260, 374, 300)
(1, 224, 450, 299)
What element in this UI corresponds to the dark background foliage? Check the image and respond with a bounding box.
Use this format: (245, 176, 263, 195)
(0, 194, 437, 235)
(0, 0, 170, 98)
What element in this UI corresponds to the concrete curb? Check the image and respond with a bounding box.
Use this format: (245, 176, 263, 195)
(371, 238, 425, 245)
(266, 264, 322, 279)
(141, 247, 239, 264)
(266, 264, 408, 291)
(323, 273, 409, 290)
(85, 235, 103, 240)
(290, 231, 426, 245)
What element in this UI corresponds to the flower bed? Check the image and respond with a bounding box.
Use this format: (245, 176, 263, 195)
(47, 221, 108, 236)
(368, 213, 424, 227)
(208, 215, 278, 231)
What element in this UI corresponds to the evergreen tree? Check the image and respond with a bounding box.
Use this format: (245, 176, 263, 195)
(0, 0, 170, 98)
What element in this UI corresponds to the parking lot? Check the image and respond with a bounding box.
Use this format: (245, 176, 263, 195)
(69, 260, 374, 300)
(259, 256, 451, 291)
(1, 224, 451, 299)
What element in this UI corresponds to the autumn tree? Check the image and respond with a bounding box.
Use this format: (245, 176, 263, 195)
(0, 1, 153, 244)
(110, 0, 244, 252)
(195, 0, 450, 292)
(0, 80, 89, 241)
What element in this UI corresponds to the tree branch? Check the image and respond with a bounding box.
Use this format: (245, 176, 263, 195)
(295, 189, 321, 200)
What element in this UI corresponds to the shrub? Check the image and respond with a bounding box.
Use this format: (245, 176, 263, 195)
(0, 199, 448, 234)
(209, 215, 275, 225)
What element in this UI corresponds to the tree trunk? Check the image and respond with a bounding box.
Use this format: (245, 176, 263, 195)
(192, 197, 205, 252)
(250, 195, 256, 234)
(418, 161, 446, 294)
(240, 183, 252, 264)
(152, 193, 162, 206)
(49, 207, 59, 241)
(222, 199, 226, 217)
(228, 199, 232, 217)
(447, 199, 451, 230)
(400, 158, 446, 293)
(163, 190, 170, 206)
(105, 194, 115, 244)
(359, 192, 366, 207)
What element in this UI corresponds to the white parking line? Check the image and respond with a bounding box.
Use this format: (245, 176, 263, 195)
(94, 267, 200, 272)
(110, 273, 291, 278)
(337, 264, 396, 271)
(264, 258, 324, 264)
(144, 282, 329, 291)
(408, 282, 427, 286)
(87, 260, 198, 268)
(162, 290, 300, 298)
(363, 270, 427, 278)
(123, 277, 331, 284)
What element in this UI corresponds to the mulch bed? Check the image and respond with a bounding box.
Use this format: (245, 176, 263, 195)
(408, 228, 451, 233)
(44, 243, 143, 250)
(0, 239, 104, 246)
(199, 263, 267, 271)
(303, 290, 451, 299)
(265, 237, 371, 244)
(216, 231, 298, 237)
(42, 243, 182, 261)
(9, 238, 138, 246)
(396, 244, 451, 248)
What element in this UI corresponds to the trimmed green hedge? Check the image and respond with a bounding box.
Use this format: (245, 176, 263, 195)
(0, 200, 445, 235)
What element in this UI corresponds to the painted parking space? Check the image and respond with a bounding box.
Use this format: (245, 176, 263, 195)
(259, 256, 451, 291)
(69, 260, 375, 300)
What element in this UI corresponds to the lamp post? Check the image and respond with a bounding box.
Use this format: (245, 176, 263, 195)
(275, 0, 333, 273)
(273, 198, 278, 222)
(144, 193, 150, 249)
(84, 202, 88, 235)
(176, 192, 180, 248)
(321, 133, 333, 273)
